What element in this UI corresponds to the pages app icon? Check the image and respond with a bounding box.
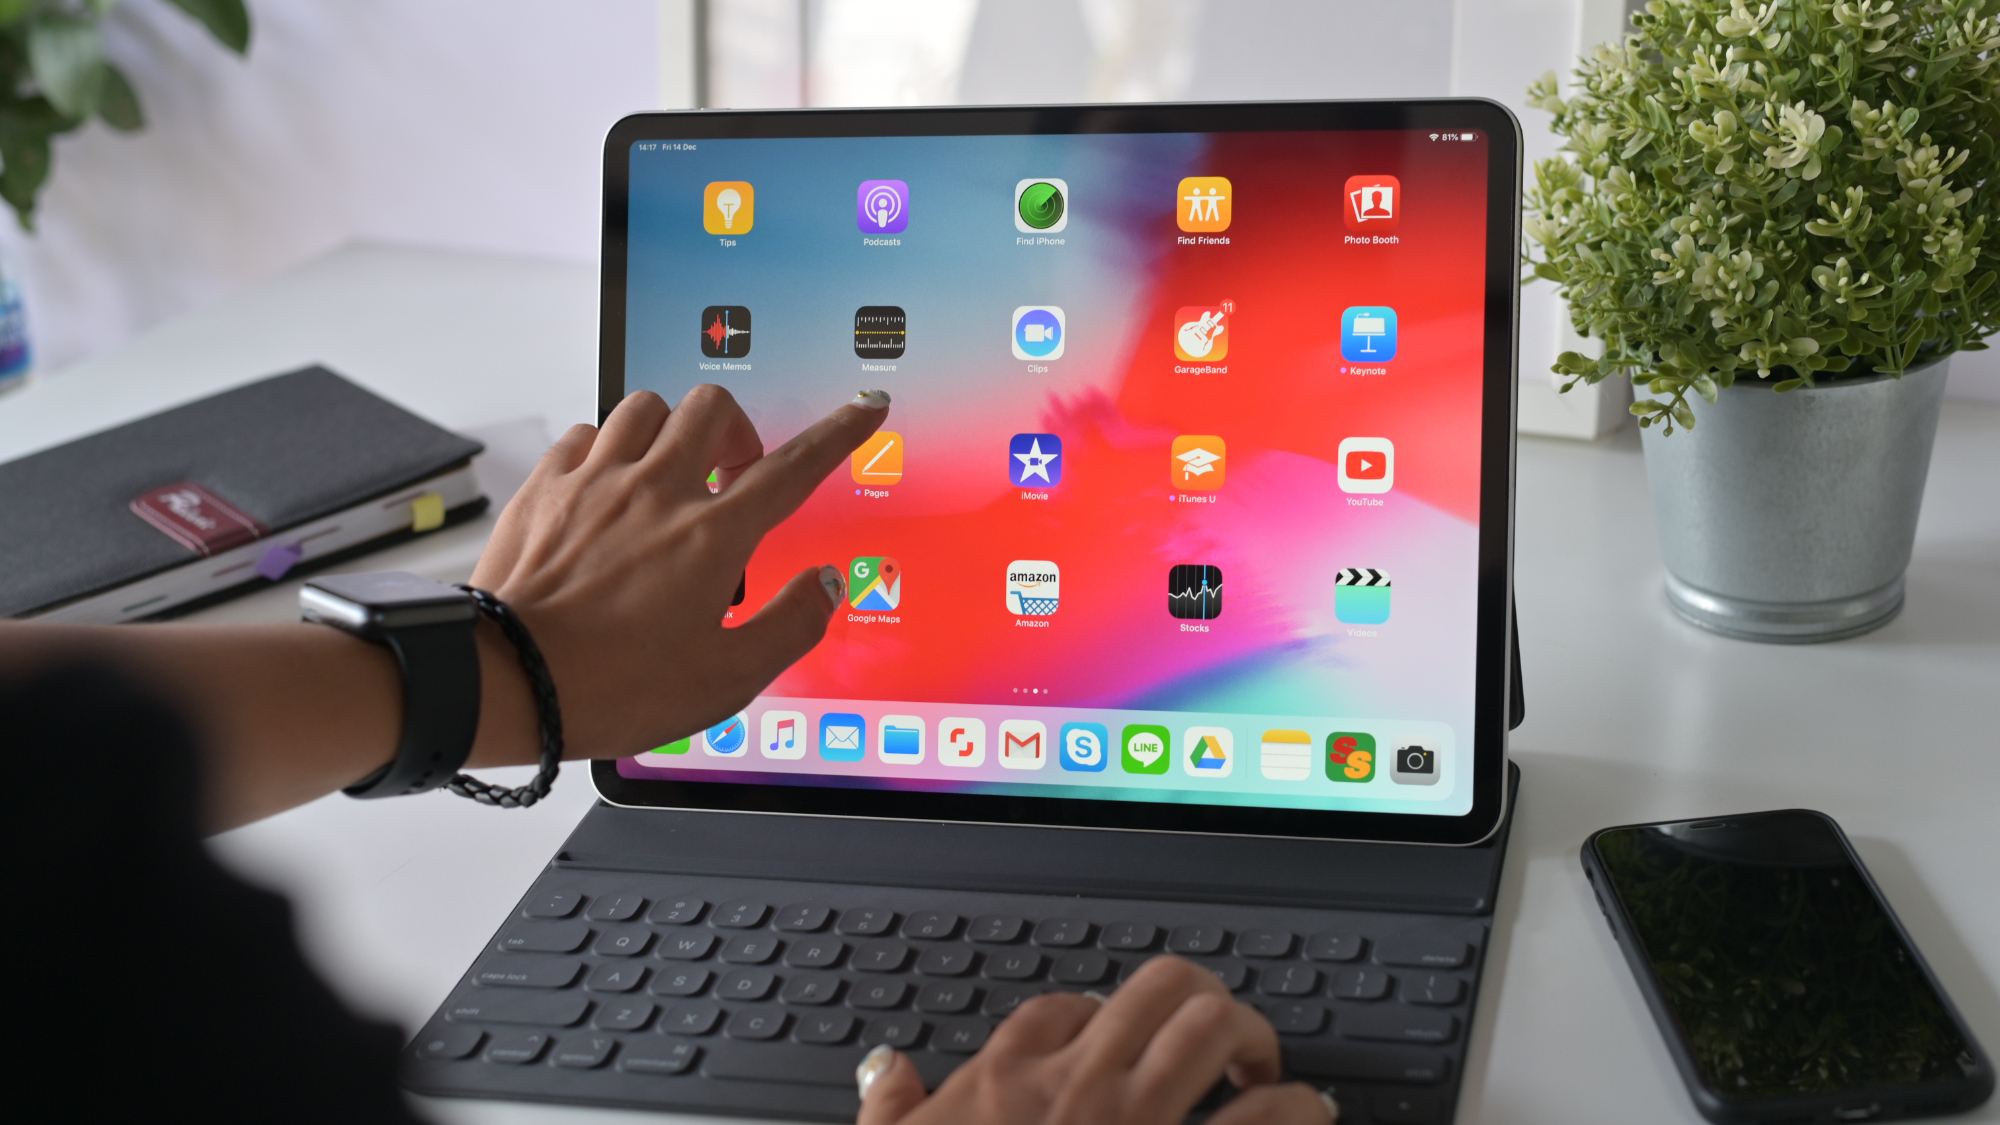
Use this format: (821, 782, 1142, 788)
(998, 720, 1048, 770)
(939, 718, 986, 768)
(852, 431, 903, 486)
(1337, 436, 1394, 494)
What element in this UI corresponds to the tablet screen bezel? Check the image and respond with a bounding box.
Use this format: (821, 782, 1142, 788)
(591, 99, 1518, 847)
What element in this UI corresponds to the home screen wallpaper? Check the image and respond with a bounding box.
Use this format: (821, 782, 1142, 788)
(617, 126, 1492, 819)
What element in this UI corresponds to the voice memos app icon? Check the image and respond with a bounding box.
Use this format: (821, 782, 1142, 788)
(700, 306, 751, 357)
(1015, 178, 1068, 232)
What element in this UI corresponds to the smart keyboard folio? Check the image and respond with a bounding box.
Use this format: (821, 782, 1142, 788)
(407, 98, 1524, 1124)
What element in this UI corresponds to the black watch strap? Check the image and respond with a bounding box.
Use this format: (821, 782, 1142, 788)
(343, 618, 483, 799)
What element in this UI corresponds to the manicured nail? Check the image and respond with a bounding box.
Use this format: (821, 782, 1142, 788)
(852, 389, 891, 409)
(855, 1044, 895, 1100)
(1320, 1090, 1340, 1122)
(1082, 990, 1109, 1003)
(818, 564, 845, 608)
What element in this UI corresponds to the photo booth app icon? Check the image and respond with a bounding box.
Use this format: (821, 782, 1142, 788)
(1343, 175, 1398, 232)
(879, 716, 925, 764)
(819, 713, 865, 762)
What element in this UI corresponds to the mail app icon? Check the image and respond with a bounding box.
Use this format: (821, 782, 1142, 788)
(997, 719, 1048, 771)
(820, 713, 865, 762)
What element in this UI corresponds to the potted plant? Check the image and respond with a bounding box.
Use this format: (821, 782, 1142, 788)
(1523, 0, 1998, 642)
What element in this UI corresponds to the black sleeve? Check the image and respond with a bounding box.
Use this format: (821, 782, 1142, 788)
(7, 661, 426, 1124)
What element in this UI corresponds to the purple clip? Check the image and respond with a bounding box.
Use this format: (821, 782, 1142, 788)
(256, 542, 304, 581)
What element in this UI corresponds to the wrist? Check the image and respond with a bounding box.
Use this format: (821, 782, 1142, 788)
(466, 613, 542, 769)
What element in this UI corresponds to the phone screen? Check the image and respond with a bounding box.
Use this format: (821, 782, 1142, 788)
(1594, 812, 1975, 1100)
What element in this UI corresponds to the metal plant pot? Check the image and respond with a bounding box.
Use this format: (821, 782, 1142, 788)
(1638, 359, 1950, 643)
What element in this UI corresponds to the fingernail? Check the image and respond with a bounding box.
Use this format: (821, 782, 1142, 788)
(852, 389, 891, 409)
(1320, 1090, 1341, 1122)
(855, 1044, 895, 1100)
(1082, 990, 1109, 1004)
(818, 564, 845, 608)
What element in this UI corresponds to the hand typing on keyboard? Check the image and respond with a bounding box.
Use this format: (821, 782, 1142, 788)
(856, 956, 1337, 1125)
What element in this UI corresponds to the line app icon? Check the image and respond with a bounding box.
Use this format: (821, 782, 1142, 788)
(1121, 725, 1171, 774)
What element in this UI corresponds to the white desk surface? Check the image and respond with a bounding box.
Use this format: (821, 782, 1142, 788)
(5, 242, 1996, 1125)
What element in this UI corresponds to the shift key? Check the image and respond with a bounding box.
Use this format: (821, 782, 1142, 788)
(447, 991, 590, 1027)
(498, 921, 590, 954)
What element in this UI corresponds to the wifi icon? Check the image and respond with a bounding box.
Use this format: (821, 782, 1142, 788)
(1430, 133, 1439, 141)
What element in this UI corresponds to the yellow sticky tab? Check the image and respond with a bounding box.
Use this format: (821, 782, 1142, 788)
(410, 492, 446, 533)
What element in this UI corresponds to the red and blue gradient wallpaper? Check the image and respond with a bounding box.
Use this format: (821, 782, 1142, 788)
(619, 129, 1490, 817)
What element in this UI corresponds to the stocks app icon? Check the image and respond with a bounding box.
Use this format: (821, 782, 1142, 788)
(700, 306, 751, 357)
(1167, 564, 1223, 620)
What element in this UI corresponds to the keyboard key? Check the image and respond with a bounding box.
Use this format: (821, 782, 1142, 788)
(524, 889, 581, 919)
(661, 1000, 723, 1035)
(1404, 973, 1465, 1006)
(447, 991, 589, 1027)
(1375, 1091, 1445, 1124)
(650, 968, 711, 997)
(982, 984, 1044, 1018)
(621, 1041, 699, 1075)
(1261, 1002, 1327, 1035)
(1331, 968, 1394, 1001)
(1166, 925, 1227, 955)
(850, 980, 910, 1010)
(656, 932, 718, 961)
(417, 1025, 483, 1059)
(586, 893, 645, 922)
(863, 1016, 927, 1049)
(717, 969, 777, 1001)
(712, 901, 770, 929)
(648, 897, 707, 925)
(968, 915, 1026, 943)
(1339, 1007, 1459, 1045)
(720, 934, 781, 964)
(903, 911, 961, 940)
(917, 946, 976, 977)
(725, 1006, 788, 1040)
(1033, 919, 1092, 947)
(933, 1018, 993, 1054)
(1203, 961, 1251, 992)
(1050, 952, 1110, 985)
(1305, 932, 1366, 963)
(1101, 922, 1158, 951)
(595, 925, 653, 957)
(785, 937, 847, 969)
(1237, 929, 1296, 958)
(852, 941, 912, 973)
(554, 1034, 617, 1068)
(498, 921, 589, 954)
(774, 904, 832, 932)
(585, 963, 646, 993)
(794, 1013, 856, 1045)
(594, 1000, 655, 1031)
(1258, 964, 1320, 996)
(1375, 933, 1471, 969)
(984, 951, 1044, 981)
(474, 959, 581, 989)
(837, 907, 897, 936)
(780, 973, 843, 1006)
(1283, 1042, 1451, 1085)
(915, 981, 979, 1014)
(483, 1031, 548, 1064)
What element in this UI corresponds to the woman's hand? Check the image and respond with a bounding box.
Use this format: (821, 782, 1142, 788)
(856, 956, 1336, 1125)
(465, 386, 887, 766)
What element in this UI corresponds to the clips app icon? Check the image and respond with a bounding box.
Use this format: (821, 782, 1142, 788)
(1167, 564, 1223, 620)
(1177, 176, 1232, 232)
(704, 181, 754, 233)
(848, 556, 901, 611)
(1121, 725, 1171, 774)
(703, 714, 748, 757)
(940, 718, 986, 767)
(1174, 306, 1228, 361)
(1170, 435, 1226, 490)
(700, 306, 751, 358)
(1059, 722, 1109, 772)
(855, 306, 906, 359)
(1344, 175, 1397, 232)
(1326, 732, 1376, 782)
(852, 431, 903, 486)
(1341, 306, 1397, 362)
(1338, 437, 1394, 494)
(1013, 306, 1065, 360)
(1006, 560, 1060, 616)
(1184, 727, 1233, 777)
(1009, 433, 1062, 487)
(857, 180, 909, 233)
(819, 713, 865, 762)
(1015, 178, 1068, 232)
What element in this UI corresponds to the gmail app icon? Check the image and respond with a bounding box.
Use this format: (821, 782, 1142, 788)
(939, 718, 986, 768)
(997, 719, 1048, 770)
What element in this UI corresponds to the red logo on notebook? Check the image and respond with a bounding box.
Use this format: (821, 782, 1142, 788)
(130, 482, 265, 556)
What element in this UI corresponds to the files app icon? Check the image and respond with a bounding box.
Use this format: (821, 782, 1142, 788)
(879, 716, 925, 764)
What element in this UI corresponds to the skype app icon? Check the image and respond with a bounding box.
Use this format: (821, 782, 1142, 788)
(1058, 722, 1110, 772)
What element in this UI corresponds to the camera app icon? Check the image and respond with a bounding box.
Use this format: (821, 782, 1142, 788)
(1391, 739, 1440, 786)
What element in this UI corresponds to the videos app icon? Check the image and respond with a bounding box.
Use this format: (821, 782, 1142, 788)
(1334, 568, 1392, 624)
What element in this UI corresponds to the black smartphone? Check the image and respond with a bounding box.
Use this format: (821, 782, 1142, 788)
(1582, 809, 1993, 1124)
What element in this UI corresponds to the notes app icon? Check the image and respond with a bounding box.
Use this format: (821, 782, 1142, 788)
(1260, 729, 1313, 781)
(761, 710, 806, 759)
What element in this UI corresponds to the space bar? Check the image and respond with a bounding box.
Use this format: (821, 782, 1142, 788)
(704, 1043, 868, 1087)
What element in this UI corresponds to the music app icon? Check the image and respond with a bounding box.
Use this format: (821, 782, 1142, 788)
(940, 718, 986, 768)
(761, 710, 807, 760)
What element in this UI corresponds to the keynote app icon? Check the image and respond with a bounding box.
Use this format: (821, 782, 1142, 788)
(1183, 726, 1234, 777)
(851, 431, 904, 486)
(819, 713, 865, 762)
(1121, 725, 1171, 774)
(848, 556, 902, 611)
(857, 180, 910, 233)
(760, 710, 806, 759)
(1009, 433, 1063, 487)
(939, 718, 986, 768)
(700, 306, 751, 358)
(1338, 436, 1395, 494)
(1012, 306, 1065, 360)
(1170, 435, 1226, 490)
(1326, 732, 1377, 782)
(1343, 175, 1397, 232)
(1174, 305, 1229, 362)
(1177, 177, 1232, 232)
(1059, 722, 1110, 772)
(702, 713, 748, 756)
(998, 719, 1048, 769)
(1340, 306, 1397, 362)
(704, 181, 754, 233)
(1006, 560, 1060, 616)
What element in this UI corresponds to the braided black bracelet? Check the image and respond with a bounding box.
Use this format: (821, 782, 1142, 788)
(446, 586, 564, 808)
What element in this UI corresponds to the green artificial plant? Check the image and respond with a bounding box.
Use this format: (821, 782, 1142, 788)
(0, 0, 248, 230)
(1523, 0, 2000, 432)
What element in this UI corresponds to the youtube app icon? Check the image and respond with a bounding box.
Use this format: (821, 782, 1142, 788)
(1338, 436, 1395, 494)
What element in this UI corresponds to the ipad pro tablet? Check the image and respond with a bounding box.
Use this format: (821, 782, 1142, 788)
(591, 99, 1520, 847)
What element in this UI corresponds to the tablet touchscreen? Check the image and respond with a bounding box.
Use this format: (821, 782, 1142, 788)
(595, 101, 1518, 845)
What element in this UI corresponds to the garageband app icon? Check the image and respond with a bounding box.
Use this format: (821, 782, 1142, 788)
(1170, 435, 1226, 490)
(1337, 436, 1395, 494)
(851, 431, 904, 486)
(857, 179, 910, 233)
(1167, 564, 1223, 620)
(939, 718, 986, 768)
(854, 306, 906, 359)
(1015, 178, 1068, 232)
(1012, 306, 1065, 360)
(760, 710, 807, 759)
(704, 181, 754, 233)
(1392, 738, 1440, 786)
(1340, 306, 1397, 362)
(700, 306, 751, 358)
(1059, 722, 1110, 772)
(1334, 568, 1392, 624)
(879, 715, 925, 764)
(1121, 725, 1171, 774)
(702, 713, 749, 757)
(1174, 305, 1228, 361)
(1259, 729, 1312, 781)
(848, 556, 902, 611)
(1326, 732, 1377, 783)
(1009, 433, 1062, 487)
(1183, 726, 1233, 777)
(998, 719, 1048, 770)
(1006, 560, 1060, 616)
(1344, 175, 1398, 232)
(819, 712, 865, 762)
(1177, 176, 1232, 232)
